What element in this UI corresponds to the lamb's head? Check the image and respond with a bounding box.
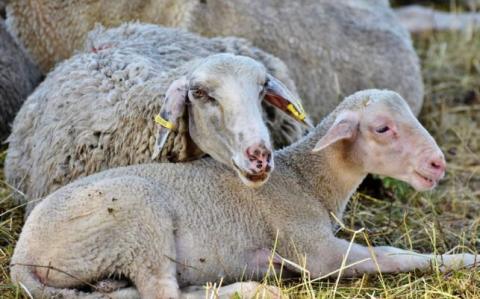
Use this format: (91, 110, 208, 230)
(154, 53, 308, 187)
(313, 89, 445, 191)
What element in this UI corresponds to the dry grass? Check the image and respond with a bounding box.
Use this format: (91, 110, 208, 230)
(0, 149, 25, 298)
(1, 24, 479, 299)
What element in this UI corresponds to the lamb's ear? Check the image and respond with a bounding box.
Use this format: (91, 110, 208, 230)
(312, 111, 359, 152)
(264, 74, 313, 128)
(152, 77, 188, 160)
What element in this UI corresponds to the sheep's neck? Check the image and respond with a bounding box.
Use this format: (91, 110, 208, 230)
(276, 125, 366, 219)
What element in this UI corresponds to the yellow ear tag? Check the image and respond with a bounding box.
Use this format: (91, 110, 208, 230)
(154, 114, 175, 130)
(286, 104, 306, 121)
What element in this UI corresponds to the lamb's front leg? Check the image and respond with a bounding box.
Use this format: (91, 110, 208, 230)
(311, 237, 477, 278)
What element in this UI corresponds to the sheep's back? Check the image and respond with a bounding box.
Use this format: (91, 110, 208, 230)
(6, 0, 423, 120)
(0, 19, 41, 141)
(188, 0, 423, 119)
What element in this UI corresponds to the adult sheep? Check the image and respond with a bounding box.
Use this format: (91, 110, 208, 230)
(5, 23, 308, 213)
(0, 18, 41, 142)
(10, 90, 475, 299)
(5, 0, 424, 120)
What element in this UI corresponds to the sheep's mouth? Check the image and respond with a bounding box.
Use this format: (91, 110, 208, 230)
(244, 171, 270, 182)
(232, 160, 271, 187)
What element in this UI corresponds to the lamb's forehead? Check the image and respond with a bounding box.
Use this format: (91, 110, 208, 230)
(340, 89, 412, 117)
(190, 54, 266, 89)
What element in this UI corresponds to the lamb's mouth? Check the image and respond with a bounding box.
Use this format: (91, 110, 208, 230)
(414, 170, 437, 188)
(232, 160, 271, 183)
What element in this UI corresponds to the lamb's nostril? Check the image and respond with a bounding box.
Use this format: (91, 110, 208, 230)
(428, 156, 446, 173)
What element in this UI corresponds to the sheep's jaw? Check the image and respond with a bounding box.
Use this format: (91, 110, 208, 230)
(232, 160, 271, 188)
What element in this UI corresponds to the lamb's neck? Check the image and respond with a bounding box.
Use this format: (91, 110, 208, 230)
(276, 122, 366, 219)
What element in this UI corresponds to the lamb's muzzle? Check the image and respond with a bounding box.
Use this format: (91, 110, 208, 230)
(412, 150, 445, 190)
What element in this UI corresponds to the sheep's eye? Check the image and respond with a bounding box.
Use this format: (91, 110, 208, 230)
(375, 126, 390, 134)
(191, 89, 207, 99)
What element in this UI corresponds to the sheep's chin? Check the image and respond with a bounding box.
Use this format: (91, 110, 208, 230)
(231, 159, 272, 188)
(237, 172, 270, 188)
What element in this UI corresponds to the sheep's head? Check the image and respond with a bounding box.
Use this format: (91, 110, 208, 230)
(313, 90, 445, 191)
(154, 54, 309, 188)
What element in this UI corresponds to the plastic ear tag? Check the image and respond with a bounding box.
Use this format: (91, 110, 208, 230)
(286, 103, 306, 121)
(154, 114, 175, 130)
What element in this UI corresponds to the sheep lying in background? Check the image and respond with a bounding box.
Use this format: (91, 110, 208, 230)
(5, 0, 424, 119)
(395, 5, 480, 33)
(0, 18, 41, 142)
(0, 0, 5, 15)
(5, 23, 308, 213)
(11, 89, 476, 299)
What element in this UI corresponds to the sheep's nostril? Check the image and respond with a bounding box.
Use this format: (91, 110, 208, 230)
(246, 144, 272, 173)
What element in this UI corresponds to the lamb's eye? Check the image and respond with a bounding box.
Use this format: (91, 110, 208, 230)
(375, 126, 390, 134)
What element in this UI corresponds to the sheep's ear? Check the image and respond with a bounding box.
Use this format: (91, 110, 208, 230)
(152, 77, 188, 160)
(264, 74, 313, 128)
(312, 111, 359, 152)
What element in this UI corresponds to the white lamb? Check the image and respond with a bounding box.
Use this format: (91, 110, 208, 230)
(11, 90, 475, 299)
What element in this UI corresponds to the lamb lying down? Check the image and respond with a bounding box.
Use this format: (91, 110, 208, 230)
(11, 90, 476, 299)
